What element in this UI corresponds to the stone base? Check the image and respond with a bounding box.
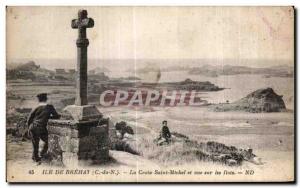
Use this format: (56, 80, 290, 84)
(47, 118, 109, 166)
(63, 105, 102, 122)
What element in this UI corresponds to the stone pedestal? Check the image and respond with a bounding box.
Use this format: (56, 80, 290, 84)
(47, 105, 109, 166)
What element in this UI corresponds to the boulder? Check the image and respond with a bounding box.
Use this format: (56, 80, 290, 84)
(214, 88, 286, 113)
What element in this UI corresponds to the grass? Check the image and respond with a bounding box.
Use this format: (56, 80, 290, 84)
(112, 131, 253, 167)
(136, 136, 209, 166)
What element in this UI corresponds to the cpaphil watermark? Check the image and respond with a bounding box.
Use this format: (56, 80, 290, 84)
(99, 89, 207, 107)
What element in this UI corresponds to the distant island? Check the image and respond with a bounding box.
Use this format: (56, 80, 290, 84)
(126, 63, 293, 78)
(188, 65, 294, 78)
(7, 61, 109, 82)
(6, 61, 224, 101)
(138, 78, 223, 91)
(8, 59, 294, 79)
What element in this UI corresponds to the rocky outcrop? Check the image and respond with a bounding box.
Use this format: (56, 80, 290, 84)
(6, 61, 47, 81)
(170, 79, 223, 91)
(214, 88, 286, 113)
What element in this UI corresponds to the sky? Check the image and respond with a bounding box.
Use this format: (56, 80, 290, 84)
(6, 6, 294, 68)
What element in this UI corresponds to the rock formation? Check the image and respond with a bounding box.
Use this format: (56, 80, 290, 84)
(214, 88, 286, 113)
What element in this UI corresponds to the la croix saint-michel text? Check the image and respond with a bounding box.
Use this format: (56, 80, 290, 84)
(41, 169, 244, 176)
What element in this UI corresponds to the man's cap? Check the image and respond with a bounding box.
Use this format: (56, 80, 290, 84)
(36, 93, 47, 100)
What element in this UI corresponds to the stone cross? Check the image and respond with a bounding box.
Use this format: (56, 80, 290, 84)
(47, 10, 108, 165)
(71, 10, 94, 106)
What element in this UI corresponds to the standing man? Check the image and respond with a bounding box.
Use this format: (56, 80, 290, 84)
(159, 120, 171, 145)
(27, 93, 60, 162)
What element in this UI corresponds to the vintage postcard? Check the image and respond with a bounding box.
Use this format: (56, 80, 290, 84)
(6, 6, 294, 182)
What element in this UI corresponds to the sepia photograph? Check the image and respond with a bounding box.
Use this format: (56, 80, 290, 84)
(5, 6, 295, 183)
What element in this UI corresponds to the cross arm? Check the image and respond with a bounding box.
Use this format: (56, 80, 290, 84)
(71, 18, 94, 29)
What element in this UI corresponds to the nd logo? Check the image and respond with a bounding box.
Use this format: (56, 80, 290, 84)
(245, 170, 255, 175)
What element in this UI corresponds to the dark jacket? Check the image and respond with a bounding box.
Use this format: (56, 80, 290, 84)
(161, 125, 171, 139)
(27, 104, 60, 130)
